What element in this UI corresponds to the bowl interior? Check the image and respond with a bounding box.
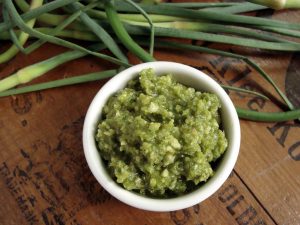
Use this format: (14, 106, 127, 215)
(83, 61, 240, 211)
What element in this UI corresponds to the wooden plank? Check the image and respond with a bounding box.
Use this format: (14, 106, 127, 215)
(0, 44, 276, 225)
(170, 53, 300, 224)
(232, 10, 300, 225)
(0, 113, 276, 225)
(151, 33, 300, 224)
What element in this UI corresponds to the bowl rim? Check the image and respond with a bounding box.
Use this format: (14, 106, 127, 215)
(82, 61, 240, 212)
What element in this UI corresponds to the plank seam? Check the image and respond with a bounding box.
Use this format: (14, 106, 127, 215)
(233, 169, 279, 225)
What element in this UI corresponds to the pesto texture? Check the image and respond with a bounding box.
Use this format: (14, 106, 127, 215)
(96, 68, 228, 197)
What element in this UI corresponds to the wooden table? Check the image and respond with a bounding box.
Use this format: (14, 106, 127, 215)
(0, 2, 299, 225)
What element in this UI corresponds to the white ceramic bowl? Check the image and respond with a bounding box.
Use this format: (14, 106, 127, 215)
(83, 61, 240, 211)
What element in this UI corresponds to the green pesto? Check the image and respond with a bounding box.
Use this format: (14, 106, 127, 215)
(96, 68, 228, 197)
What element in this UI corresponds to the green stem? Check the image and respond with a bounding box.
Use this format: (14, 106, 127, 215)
(244, 58, 295, 110)
(246, 0, 300, 9)
(4, 0, 130, 67)
(13, 0, 300, 42)
(0, 44, 105, 92)
(0, 70, 268, 100)
(124, 0, 155, 56)
(204, 2, 267, 14)
(0, 51, 82, 92)
(285, 0, 300, 8)
(1, 71, 298, 122)
(136, 39, 294, 111)
(76, 2, 188, 23)
(128, 20, 291, 43)
(16, 0, 187, 30)
(0, 23, 294, 111)
(0, 0, 43, 63)
(0, 28, 99, 41)
(35, 28, 98, 41)
(0, 70, 117, 97)
(24, 11, 83, 54)
(2, 26, 295, 57)
(15, 0, 66, 26)
(140, 0, 162, 4)
(124, 23, 300, 51)
(253, 25, 300, 39)
(236, 107, 300, 122)
(126, 2, 240, 9)
(14, 0, 300, 42)
(221, 85, 269, 100)
(3, 6, 25, 52)
(15, 0, 87, 31)
(68, 2, 128, 63)
(113, 1, 300, 30)
(104, 0, 155, 62)
(0, 0, 81, 33)
(24, 2, 99, 54)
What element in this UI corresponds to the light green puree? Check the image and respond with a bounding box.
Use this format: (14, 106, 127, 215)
(96, 68, 228, 197)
